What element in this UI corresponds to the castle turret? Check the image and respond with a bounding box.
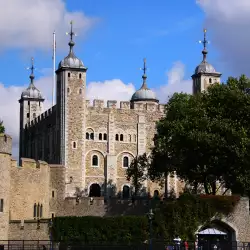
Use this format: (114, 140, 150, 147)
(19, 58, 44, 163)
(56, 21, 87, 196)
(192, 29, 222, 94)
(0, 134, 12, 240)
(130, 58, 159, 107)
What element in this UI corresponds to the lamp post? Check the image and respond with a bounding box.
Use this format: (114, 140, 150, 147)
(147, 209, 154, 250)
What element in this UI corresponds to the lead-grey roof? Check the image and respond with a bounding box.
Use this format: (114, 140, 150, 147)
(131, 85, 157, 101)
(195, 61, 216, 74)
(21, 82, 43, 99)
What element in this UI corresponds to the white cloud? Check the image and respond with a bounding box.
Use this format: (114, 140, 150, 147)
(155, 62, 192, 103)
(0, 62, 191, 160)
(0, 0, 97, 51)
(197, 0, 250, 76)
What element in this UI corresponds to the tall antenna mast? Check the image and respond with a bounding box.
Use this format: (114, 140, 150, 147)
(52, 31, 56, 106)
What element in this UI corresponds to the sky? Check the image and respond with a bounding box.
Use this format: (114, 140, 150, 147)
(0, 0, 250, 158)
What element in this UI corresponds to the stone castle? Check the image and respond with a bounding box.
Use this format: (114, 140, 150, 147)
(5, 26, 250, 242)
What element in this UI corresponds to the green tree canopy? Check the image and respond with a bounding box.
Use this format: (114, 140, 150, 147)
(126, 153, 149, 196)
(150, 76, 250, 195)
(0, 121, 5, 134)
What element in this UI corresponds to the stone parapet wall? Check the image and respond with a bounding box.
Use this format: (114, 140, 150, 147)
(86, 99, 165, 112)
(24, 105, 56, 129)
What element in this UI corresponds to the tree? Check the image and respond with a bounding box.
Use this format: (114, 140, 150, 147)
(0, 121, 5, 134)
(126, 153, 149, 196)
(150, 78, 250, 195)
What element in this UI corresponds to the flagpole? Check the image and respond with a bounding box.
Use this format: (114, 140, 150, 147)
(52, 31, 56, 106)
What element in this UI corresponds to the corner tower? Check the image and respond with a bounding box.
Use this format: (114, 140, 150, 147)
(56, 21, 87, 196)
(19, 58, 44, 161)
(192, 29, 222, 94)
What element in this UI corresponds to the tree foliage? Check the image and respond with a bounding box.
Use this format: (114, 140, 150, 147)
(0, 121, 5, 134)
(150, 76, 250, 195)
(126, 153, 149, 195)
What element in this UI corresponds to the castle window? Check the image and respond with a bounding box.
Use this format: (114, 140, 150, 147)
(67, 88, 70, 94)
(103, 133, 107, 140)
(28, 101, 30, 106)
(68, 72, 71, 78)
(90, 133, 94, 140)
(123, 156, 129, 168)
(115, 134, 119, 141)
(129, 134, 132, 142)
(33, 113, 36, 118)
(52, 191, 55, 198)
(79, 73, 82, 79)
(134, 134, 137, 142)
(86, 132, 89, 140)
(37, 203, 40, 218)
(52, 213, 55, 220)
(92, 155, 98, 166)
(72, 141, 77, 149)
(79, 88, 82, 94)
(40, 204, 43, 218)
(33, 203, 37, 218)
(99, 133, 102, 140)
(209, 78, 212, 83)
(120, 134, 124, 141)
(27, 113, 30, 118)
(0, 199, 3, 212)
(39, 102, 40, 107)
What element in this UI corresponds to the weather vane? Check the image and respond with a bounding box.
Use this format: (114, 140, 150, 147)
(27, 57, 35, 76)
(66, 20, 77, 41)
(199, 28, 210, 50)
(140, 58, 148, 75)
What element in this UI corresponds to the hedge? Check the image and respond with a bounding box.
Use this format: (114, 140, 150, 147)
(51, 194, 240, 243)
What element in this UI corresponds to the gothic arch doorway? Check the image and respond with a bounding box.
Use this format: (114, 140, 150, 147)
(154, 190, 159, 197)
(122, 185, 130, 199)
(89, 183, 101, 197)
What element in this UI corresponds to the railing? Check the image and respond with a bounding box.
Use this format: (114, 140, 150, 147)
(0, 240, 250, 250)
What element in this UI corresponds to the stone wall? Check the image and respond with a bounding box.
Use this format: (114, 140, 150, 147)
(9, 158, 50, 221)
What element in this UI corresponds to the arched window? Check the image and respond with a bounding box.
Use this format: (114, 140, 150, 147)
(209, 78, 212, 83)
(123, 156, 129, 168)
(99, 133, 102, 140)
(128, 134, 131, 142)
(120, 134, 124, 141)
(79, 89, 82, 94)
(40, 204, 43, 218)
(122, 185, 130, 199)
(92, 155, 98, 166)
(90, 133, 94, 140)
(79, 73, 82, 79)
(72, 141, 77, 149)
(33, 203, 37, 218)
(86, 132, 89, 140)
(134, 134, 137, 142)
(115, 134, 119, 141)
(103, 133, 107, 140)
(37, 203, 40, 218)
(68, 72, 71, 78)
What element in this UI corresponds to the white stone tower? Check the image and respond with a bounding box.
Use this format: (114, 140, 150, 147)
(192, 29, 221, 94)
(19, 58, 44, 163)
(56, 21, 87, 196)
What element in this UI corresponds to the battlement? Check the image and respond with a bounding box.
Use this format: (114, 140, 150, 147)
(0, 134, 12, 155)
(86, 99, 165, 112)
(18, 158, 48, 169)
(25, 105, 56, 129)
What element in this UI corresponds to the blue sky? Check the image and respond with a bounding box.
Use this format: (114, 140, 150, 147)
(1, 0, 220, 90)
(1, 0, 250, 157)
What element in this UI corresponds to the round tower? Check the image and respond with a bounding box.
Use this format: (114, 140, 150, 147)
(0, 134, 12, 240)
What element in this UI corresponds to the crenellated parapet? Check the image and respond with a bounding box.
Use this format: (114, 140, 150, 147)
(86, 99, 166, 112)
(25, 105, 56, 129)
(0, 134, 12, 155)
(19, 158, 49, 169)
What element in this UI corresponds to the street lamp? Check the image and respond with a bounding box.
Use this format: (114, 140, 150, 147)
(147, 209, 154, 250)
